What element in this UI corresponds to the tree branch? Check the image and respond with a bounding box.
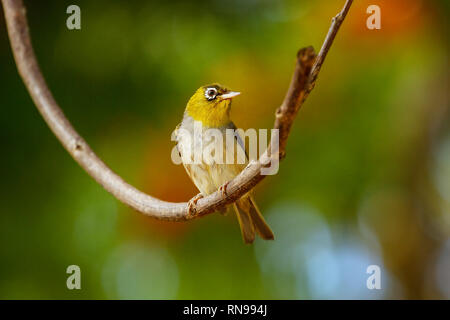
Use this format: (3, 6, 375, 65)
(1, 0, 353, 221)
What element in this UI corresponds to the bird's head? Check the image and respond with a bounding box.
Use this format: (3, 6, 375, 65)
(185, 84, 240, 127)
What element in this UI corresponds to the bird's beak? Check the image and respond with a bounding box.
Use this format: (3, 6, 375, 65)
(220, 91, 241, 100)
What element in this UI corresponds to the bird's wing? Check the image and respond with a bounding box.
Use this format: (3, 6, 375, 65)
(227, 121, 248, 160)
(174, 123, 180, 153)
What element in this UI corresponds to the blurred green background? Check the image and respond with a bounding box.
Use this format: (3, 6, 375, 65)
(0, 0, 449, 299)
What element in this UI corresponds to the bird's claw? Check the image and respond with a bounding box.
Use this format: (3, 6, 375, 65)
(187, 193, 204, 218)
(218, 181, 230, 197)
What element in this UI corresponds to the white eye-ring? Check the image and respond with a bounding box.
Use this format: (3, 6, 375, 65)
(204, 87, 218, 101)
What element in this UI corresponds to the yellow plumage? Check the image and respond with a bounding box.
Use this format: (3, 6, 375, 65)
(175, 84, 274, 244)
(185, 84, 232, 128)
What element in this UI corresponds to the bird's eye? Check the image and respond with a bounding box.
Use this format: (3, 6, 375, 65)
(204, 87, 218, 101)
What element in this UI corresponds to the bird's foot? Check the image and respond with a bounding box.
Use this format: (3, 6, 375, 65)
(187, 193, 204, 218)
(218, 181, 230, 197)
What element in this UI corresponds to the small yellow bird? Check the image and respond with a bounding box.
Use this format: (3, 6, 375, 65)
(175, 84, 274, 244)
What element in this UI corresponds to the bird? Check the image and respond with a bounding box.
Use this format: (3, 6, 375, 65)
(174, 84, 274, 244)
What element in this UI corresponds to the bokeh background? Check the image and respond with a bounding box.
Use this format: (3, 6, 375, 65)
(0, 0, 449, 299)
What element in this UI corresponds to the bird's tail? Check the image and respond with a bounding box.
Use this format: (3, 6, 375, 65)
(233, 196, 274, 244)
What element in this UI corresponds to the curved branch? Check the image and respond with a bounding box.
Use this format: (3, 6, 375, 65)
(1, 0, 353, 221)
